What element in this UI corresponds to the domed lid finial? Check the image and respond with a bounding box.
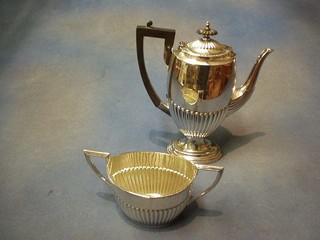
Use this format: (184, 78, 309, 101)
(196, 21, 218, 39)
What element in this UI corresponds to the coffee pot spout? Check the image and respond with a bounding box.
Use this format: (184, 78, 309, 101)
(227, 48, 273, 116)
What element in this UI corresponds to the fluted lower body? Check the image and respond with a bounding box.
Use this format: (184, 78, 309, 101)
(167, 100, 227, 163)
(116, 196, 188, 227)
(169, 100, 228, 137)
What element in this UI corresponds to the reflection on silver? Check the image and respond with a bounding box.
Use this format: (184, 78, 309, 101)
(169, 100, 227, 138)
(84, 150, 223, 227)
(137, 21, 273, 163)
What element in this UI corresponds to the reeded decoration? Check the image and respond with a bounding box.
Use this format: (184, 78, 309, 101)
(84, 150, 223, 227)
(136, 21, 273, 163)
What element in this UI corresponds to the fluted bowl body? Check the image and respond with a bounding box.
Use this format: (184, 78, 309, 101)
(107, 152, 198, 227)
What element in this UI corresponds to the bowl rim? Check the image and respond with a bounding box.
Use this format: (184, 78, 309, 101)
(106, 151, 199, 199)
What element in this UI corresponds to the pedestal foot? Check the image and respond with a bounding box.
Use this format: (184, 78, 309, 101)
(167, 138, 222, 164)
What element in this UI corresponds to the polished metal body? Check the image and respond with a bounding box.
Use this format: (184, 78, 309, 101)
(84, 150, 223, 227)
(136, 21, 273, 163)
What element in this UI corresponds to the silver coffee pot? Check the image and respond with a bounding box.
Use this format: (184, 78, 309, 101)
(136, 21, 272, 164)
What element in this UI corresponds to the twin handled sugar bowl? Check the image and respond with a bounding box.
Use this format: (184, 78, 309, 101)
(84, 150, 223, 227)
(136, 21, 273, 163)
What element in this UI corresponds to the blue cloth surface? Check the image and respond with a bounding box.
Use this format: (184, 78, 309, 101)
(0, 0, 319, 239)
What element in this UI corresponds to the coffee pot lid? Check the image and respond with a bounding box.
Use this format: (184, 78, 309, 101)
(176, 21, 235, 65)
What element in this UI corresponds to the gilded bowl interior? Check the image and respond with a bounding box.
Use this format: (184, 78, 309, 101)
(107, 152, 197, 198)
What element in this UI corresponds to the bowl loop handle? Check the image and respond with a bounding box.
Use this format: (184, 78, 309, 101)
(83, 149, 113, 188)
(188, 165, 224, 205)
